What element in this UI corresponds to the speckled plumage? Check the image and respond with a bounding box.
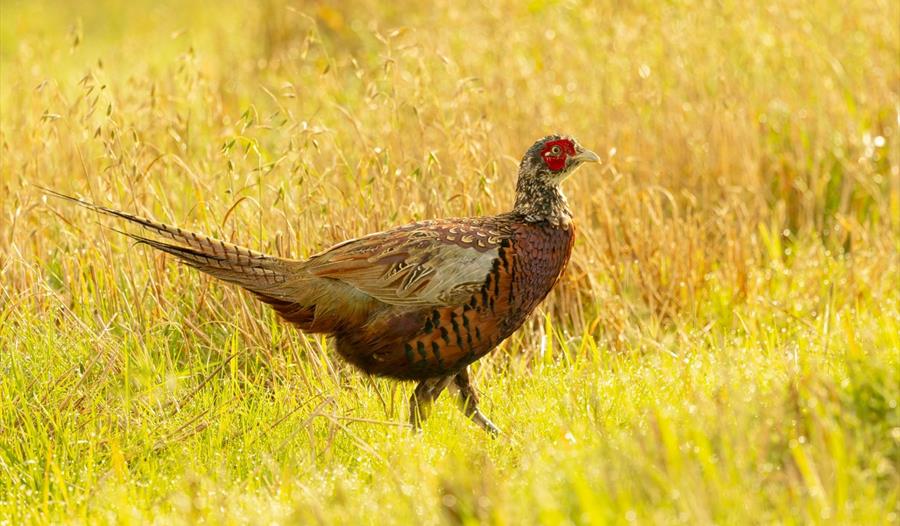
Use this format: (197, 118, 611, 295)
(47, 134, 599, 435)
(330, 215, 575, 380)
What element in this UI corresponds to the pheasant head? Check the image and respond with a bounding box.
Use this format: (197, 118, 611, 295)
(513, 135, 599, 225)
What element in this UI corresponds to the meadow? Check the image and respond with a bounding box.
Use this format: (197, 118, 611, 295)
(1, 0, 898, 523)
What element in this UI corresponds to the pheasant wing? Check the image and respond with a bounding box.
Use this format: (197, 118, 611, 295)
(306, 219, 510, 308)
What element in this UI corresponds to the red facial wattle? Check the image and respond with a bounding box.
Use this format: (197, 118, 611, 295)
(540, 139, 577, 172)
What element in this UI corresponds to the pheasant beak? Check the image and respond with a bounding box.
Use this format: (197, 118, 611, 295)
(571, 149, 600, 165)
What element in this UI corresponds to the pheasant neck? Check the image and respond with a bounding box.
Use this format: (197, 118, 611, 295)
(512, 177, 572, 227)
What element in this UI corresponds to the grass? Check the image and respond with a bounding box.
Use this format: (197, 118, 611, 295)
(1, 0, 898, 523)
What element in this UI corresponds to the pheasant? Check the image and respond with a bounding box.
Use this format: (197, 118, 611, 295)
(47, 134, 599, 435)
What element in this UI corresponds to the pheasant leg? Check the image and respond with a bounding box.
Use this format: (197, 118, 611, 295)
(453, 368, 501, 436)
(409, 376, 452, 431)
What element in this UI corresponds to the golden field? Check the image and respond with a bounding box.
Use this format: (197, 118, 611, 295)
(1, 0, 898, 523)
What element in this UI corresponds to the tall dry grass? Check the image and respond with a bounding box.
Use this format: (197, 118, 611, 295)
(1, 0, 898, 523)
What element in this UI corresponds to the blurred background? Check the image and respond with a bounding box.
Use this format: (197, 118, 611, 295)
(1, 0, 898, 523)
(2, 0, 897, 323)
(3, 0, 898, 300)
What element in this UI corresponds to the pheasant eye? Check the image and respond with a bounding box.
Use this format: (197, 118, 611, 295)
(550, 145, 561, 156)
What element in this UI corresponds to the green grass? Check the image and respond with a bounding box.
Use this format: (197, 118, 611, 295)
(1, 0, 898, 524)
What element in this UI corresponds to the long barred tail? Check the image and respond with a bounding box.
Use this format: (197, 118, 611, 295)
(41, 187, 298, 294)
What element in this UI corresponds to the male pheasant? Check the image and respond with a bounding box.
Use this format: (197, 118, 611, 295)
(48, 135, 599, 435)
